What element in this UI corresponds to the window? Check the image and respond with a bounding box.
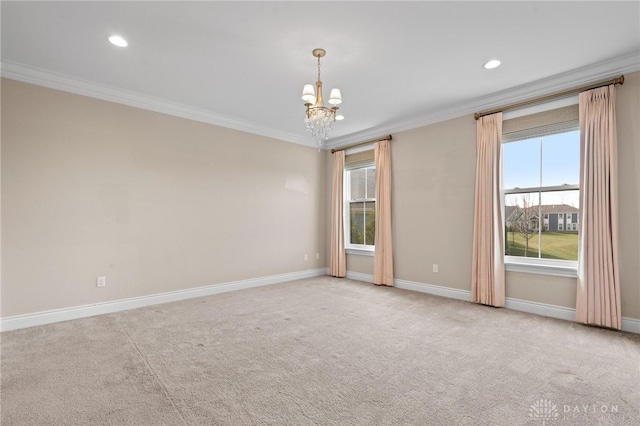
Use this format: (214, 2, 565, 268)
(502, 103, 580, 275)
(344, 149, 375, 253)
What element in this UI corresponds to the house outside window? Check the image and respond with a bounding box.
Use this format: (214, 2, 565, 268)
(540, 207, 579, 232)
(502, 102, 580, 276)
(344, 148, 375, 254)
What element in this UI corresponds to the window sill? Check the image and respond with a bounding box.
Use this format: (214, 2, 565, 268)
(346, 247, 375, 257)
(505, 257, 577, 278)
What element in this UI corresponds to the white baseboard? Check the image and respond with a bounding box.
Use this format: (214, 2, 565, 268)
(621, 317, 640, 334)
(394, 278, 471, 302)
(4, 268, 637, 335)
(0, 268, 329, 332)
(504, 297, 575, 322)
(345, 271, 640, 334)
(347, 272, 471, 301)
(345, 271, 374, 284)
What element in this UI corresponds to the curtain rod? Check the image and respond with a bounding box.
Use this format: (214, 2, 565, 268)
(474, 75, 624, 120)
(330, 135, 393, 154)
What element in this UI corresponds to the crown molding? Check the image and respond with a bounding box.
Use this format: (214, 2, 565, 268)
(325, 51, 640, 150)
(0, 60, 311, 147)
(3, 52, 638, 152)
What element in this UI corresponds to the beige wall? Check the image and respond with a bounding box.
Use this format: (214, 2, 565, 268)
(616, 71, 640, 320)
(1, 79, 327, 317)
(3, 71, 638, 322)
(340, 116, 477, 290)
(338, 71, 640, 321)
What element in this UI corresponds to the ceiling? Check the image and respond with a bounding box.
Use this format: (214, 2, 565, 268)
(2, 1, 639, 149)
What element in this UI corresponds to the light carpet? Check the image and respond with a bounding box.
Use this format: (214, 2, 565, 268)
(1, 276, 639, 425)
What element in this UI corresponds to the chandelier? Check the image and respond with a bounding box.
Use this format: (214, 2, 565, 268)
(301, 48, 343, 147)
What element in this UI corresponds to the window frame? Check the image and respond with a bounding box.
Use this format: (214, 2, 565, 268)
(502, 100, 580, 277)
(343, 147, 376, 256)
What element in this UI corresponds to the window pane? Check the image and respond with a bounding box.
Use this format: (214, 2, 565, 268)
(364, 201, 375, 246)
(349, 201, 375, 246)
(504, 192, 540, 258)
(349, 169, 366, 200)
(503, 138, 541, 189)
(541, 130, 579, 187)
(350, 202, 364, 244)
(366, 167, 375, 199)
(539, 190, 579, 261)
(504, 190, 579, 261)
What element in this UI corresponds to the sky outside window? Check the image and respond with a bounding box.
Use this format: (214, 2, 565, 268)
(503, 130, 580, 207)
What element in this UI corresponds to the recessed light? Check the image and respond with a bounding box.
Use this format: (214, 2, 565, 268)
(108, 35, 128, 47)
(484, 59, 501, 69)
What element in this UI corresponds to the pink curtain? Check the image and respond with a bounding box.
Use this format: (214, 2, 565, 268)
(576, 85, 621, 329)
(471, 113, 505, 307)
(373, 140, 394, 286)
(330, 151, 346, 277)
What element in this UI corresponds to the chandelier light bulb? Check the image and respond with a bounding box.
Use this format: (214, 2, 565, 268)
(301, 84, 316, 103)
(328, 88, 342, 105)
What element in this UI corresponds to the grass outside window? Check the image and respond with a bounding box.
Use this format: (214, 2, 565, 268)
(505, 231, 578, 261)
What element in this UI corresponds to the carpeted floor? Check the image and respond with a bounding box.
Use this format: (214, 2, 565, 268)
(1, 276, 639, 425)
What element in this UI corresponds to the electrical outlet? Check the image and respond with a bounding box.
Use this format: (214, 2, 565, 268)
(432, 264, 439, 273)
(304, 254, 308, 261)
(316, 252, 320, 260)
(97, 276, 106, 287)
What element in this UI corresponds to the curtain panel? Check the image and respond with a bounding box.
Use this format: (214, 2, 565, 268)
(329, 151, 346, 277)
(471, 113, 505, 307)
(576, 85, 621, 329)
(373, 140, 394, 286)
